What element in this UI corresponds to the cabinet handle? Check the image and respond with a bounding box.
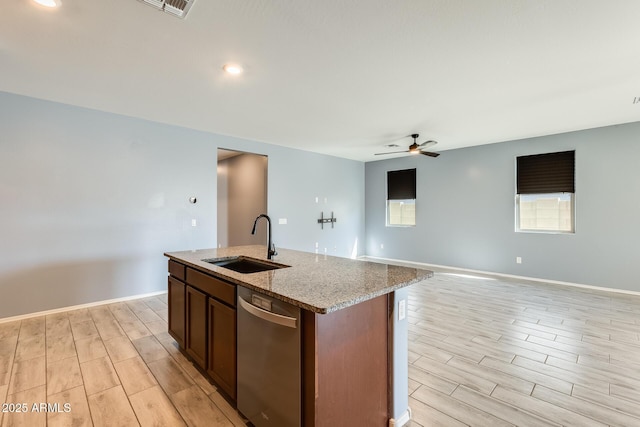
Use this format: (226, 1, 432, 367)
(238, 296, 297, 329)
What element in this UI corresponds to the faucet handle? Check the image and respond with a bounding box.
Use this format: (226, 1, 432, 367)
(270, 243, 278, 257)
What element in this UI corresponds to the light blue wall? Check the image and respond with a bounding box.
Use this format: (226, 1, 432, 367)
(4, 88, 637, 317)
(0, 91, 364, 317)
(365, 122, 640, 292)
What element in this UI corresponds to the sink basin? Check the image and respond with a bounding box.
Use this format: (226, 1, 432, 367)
(202, 256, 289, 274)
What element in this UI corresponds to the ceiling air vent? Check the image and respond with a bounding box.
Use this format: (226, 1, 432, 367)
(140, 0, 195, 19)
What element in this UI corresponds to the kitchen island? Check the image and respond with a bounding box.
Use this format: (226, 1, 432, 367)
(165, 245, 432, 427)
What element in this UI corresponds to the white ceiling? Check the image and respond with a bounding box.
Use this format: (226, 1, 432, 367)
(2, 0, 640, 162)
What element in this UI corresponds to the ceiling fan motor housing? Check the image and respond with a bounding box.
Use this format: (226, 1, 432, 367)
(374, 133, 439, 157)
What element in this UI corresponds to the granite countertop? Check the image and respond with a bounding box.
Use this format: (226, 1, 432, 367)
(165, 245, 433, 314)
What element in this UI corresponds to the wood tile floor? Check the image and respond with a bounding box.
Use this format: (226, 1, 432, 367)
(1, 270, 640, 426)
(406, 270, 640, 427)
(0, 295, 247, 427)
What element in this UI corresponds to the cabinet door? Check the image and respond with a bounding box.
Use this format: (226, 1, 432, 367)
(186, 286, 207, 368)
(207, 298, 236, 399)
(168, 276, 185, 348)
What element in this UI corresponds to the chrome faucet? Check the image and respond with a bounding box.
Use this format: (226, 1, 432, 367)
(251, 214, 277, 260)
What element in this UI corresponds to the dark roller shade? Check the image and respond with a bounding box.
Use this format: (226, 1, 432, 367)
(387, 168, 416, 200)
(517, 150, 575, 194)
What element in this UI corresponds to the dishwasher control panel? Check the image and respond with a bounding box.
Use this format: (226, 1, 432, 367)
(251, 294, 272, 311)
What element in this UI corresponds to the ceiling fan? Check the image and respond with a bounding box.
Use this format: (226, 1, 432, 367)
(375, 134, 440, 158)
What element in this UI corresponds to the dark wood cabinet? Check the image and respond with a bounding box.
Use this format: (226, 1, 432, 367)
(168, 260, 237, 398)
(186, 268, 235, 306)
(168, 276, 186, 348)
(207, 298, 236, 399)
(168, 259, 186, 281)
(186, 285, 208, 368)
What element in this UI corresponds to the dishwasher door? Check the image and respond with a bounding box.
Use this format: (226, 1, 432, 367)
(237, 286, 301, 427)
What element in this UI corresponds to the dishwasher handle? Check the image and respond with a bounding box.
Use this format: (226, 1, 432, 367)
(238, 296, 298, 329)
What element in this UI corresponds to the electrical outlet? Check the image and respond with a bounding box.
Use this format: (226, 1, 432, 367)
(380, 243, 384, 249)
(191, 219, 197, 227)
(278, 218, 287, 225)
(398, 299, 406, 321)
(516, 256, 522, 264)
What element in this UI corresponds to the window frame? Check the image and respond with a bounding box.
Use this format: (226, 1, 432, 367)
(386, 198, 416, 227)
(515, 192, 576, 234)
(515, 150, 576, 234)
(386, 168, 417, 228)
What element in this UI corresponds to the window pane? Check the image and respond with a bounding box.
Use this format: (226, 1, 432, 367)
(518, 193, 573, 232)
(388, 200, 415, 226)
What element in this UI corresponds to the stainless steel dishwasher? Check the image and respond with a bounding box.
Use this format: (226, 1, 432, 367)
(237, 286, 301, 427)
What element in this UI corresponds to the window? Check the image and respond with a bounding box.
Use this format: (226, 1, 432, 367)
(516, 150, 575, 233)
(387, 168, 416, 226)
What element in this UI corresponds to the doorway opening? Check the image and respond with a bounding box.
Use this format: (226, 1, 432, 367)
(217, 149, 268, 248)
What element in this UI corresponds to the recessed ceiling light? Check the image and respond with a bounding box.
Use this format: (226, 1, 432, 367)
(222, 64, 243, 75)
(33, 0, 61, 7)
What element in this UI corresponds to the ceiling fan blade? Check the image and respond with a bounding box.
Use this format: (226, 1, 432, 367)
(420, 151, 440, 158)
(419, 140, 438, 149)
(374, 150, 410, 155)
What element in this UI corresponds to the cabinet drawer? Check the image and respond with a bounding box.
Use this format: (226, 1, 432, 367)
(168, 260, 186, 281)
(186, 268, 236, 307)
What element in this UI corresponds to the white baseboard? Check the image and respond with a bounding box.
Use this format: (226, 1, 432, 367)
(389, 407, 412, 427)
(361, 256, 640, 298)
(0, 291, 168, 324)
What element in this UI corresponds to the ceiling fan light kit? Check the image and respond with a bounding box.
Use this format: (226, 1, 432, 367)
(375, 134, 440, 158)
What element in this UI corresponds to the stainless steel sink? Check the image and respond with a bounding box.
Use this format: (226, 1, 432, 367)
(202, 256, 289, 274)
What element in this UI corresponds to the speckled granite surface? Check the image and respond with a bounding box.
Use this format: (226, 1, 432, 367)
(165, 245, 433, 314)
